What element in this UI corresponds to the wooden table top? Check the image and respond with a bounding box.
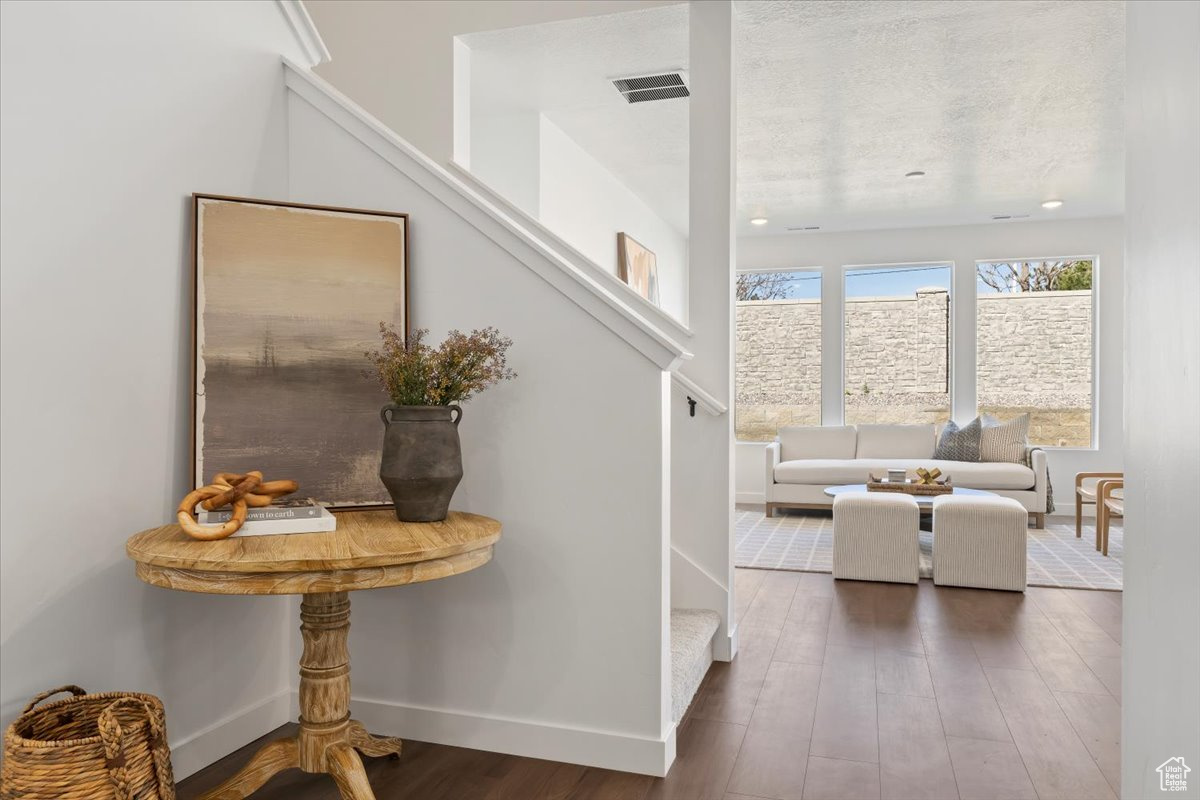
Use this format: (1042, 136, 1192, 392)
(126, 510, 501, 596)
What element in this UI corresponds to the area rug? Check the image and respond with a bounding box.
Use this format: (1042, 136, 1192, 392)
(735, 509, 1122, 591)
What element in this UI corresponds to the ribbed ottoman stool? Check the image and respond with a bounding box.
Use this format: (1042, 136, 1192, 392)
(833, 493, 920, 584)
(932, 494, 1027, 592)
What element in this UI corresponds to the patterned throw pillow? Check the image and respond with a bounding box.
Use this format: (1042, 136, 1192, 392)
(934, 417, 982, 461)
(980, 413, 1031, 463)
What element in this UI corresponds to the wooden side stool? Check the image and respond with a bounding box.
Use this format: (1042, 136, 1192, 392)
(1074, 472, 1123, 539)
(1097, 480, 1124, 557)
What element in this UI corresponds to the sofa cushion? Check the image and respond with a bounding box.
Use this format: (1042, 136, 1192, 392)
(774, 458, 1035, 490)
(934, 417, 982, 461)
(775, 459, 893, 485)
(932, 460, 1035, 490)
(980, 413, 1030, 463)
(778, 425, 857, 461)
(855, 424, 936, 459)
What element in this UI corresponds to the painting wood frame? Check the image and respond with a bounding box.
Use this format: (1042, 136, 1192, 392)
(191, 193, 409, 509)
(617, 232, 660, 306)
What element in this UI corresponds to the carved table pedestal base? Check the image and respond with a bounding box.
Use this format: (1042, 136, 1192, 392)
(197, 593, 402, 800)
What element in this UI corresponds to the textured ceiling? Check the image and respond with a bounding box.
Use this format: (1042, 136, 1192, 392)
(463, 1, 1125, 235)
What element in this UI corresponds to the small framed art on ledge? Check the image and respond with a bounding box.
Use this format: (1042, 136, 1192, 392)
(617, 231, 660, 306)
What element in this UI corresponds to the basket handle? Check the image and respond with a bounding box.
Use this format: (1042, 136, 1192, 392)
(21, 685, 87, 715)
(143, 701, 176, 800)
(99, 697, 175, 800)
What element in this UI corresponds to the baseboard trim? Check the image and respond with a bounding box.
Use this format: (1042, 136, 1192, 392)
(735, 492, 765, 505)
(713, 624, 739, 662)
(169, 689, 293, 780)
(350, 696, 677, 777)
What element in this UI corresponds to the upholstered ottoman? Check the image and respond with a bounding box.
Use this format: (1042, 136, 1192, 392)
(832, 493, 920, 584)
(933, 495, 1028, 592)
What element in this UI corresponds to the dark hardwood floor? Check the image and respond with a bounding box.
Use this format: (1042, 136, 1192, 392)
(178, 570, 1122, 800)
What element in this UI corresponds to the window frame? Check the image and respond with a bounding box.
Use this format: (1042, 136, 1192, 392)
(733, 265, 824, 443)
(839, 260, 957, 427)
(973, 254, 1100, 450)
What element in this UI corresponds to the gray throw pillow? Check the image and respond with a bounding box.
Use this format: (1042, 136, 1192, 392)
(934, 417, 982, 461)
(980, 413, 1031, 463)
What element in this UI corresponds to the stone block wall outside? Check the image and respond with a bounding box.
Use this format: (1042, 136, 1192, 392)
(736, 290, 1093, 446)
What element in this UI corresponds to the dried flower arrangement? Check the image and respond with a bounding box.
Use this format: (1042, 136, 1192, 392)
(364, 323, 516, 406)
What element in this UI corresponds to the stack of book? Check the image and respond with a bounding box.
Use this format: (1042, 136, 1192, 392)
(198, 499, 336, 536)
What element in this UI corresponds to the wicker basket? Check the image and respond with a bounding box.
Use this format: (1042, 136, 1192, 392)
(1, 686, 175, 800)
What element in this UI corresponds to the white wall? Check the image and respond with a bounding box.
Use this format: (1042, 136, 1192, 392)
(670, 0, 737, 659)
(1123, 2, 1200, 796)
(0, 0, 309, 778)
(286, 75, 675, 775)
(466, 108, 689, 322)
(305, 0, 682, 164)
(734, 217, 1125, 509)
(470, 110, 542, 218)
(539, 117, 688, 321)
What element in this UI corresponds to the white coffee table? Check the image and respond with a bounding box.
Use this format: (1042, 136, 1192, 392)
(823, 484, 997, 510)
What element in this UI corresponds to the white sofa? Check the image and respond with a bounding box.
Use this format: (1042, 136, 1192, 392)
(765, 424, 1048, 528)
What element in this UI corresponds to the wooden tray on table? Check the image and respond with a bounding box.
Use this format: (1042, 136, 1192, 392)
(866, 473, 953, 496)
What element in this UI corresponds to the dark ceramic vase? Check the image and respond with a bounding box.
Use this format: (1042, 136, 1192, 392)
(379, 404, 463, 522)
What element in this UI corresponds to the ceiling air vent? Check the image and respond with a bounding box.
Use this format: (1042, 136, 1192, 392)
(612, 72, 689, 104)
(786, 226, 822, 232)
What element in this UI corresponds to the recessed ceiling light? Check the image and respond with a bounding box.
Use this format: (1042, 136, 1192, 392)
(905, 171, 926, 179)
(750, 217, 769, 226)
(1041, 199, 1064, 209)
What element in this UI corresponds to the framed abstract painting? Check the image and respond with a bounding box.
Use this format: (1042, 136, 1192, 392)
(192, 194, 408, 508)
(617, 232, 660, 306)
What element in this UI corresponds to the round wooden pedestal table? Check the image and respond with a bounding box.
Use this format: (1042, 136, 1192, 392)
(126, 510, 501, 800)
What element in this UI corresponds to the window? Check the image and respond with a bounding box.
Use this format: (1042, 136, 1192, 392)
(735, 269, 821, 441)
(976, 259, 1095, 447)
(843, 264, 953, 426)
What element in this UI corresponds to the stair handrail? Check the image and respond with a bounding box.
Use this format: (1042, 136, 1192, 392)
(277, 0, 330, 67)
(671, 371, 728, 416)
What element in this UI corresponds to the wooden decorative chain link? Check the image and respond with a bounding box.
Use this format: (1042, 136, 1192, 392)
(177, 471, 299, 540)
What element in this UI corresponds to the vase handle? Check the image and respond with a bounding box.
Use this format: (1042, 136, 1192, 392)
(449, 405, 462, 426)
(381, 405, 397, 426)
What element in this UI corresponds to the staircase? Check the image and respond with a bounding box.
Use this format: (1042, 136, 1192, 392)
(670, 608, 721, 721)
(282, 58, 730, 775)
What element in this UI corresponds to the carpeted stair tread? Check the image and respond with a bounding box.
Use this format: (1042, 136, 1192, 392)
(671, 608, 720, 722)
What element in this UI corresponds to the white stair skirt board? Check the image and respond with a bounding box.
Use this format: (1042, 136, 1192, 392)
(736, 509, 1123, 591)
(671, 608, 721, 722)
